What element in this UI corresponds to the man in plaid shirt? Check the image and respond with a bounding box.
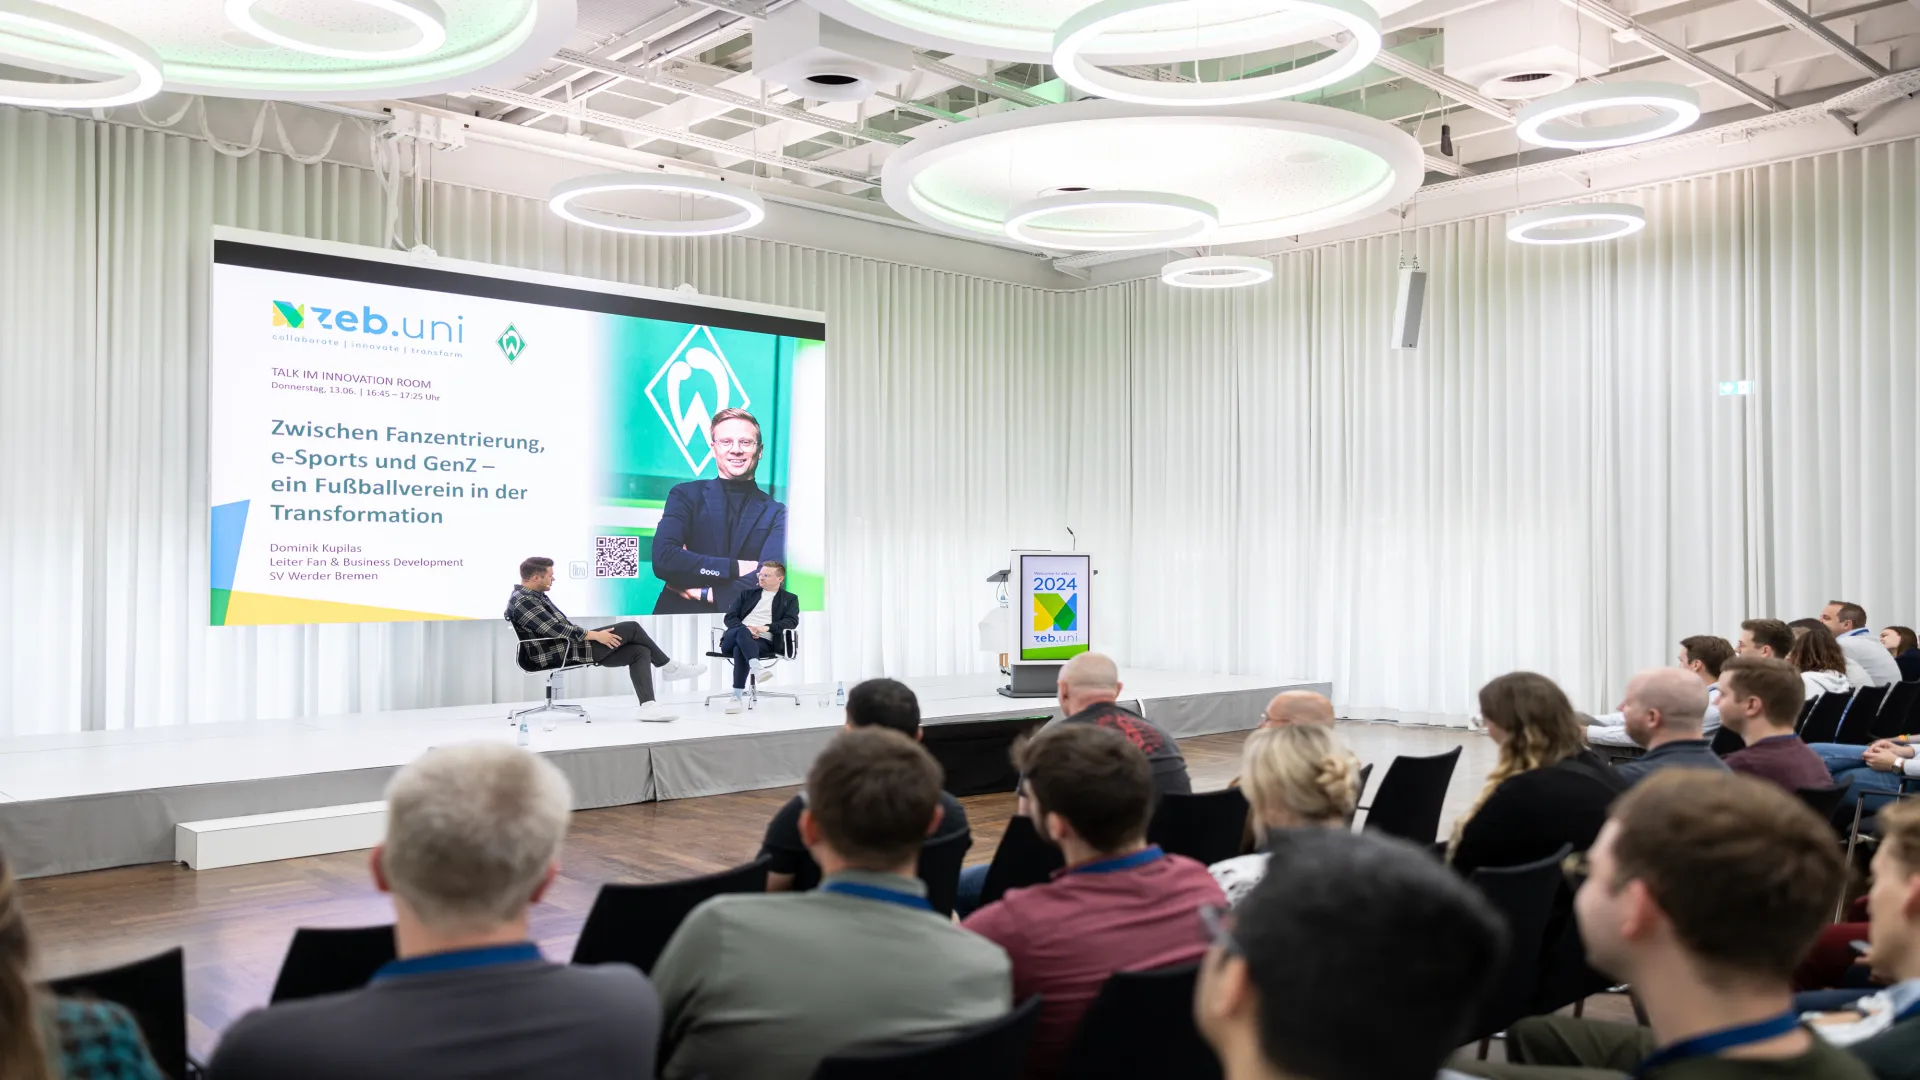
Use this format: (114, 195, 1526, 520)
(506, 557, 703, 722)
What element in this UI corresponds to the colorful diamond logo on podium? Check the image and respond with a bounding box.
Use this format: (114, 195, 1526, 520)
(271, 301, 305, 328)
(1033, 592, 1078, 632)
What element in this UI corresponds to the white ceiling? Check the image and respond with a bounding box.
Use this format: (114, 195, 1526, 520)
(412, 0, 1917, 197)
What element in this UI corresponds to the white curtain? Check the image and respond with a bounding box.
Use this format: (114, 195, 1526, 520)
(3, 104, 1917, 733)
(1059, 138, 1920, 724)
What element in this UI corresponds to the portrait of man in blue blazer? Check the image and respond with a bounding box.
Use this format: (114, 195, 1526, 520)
(650, 407, 788, 615)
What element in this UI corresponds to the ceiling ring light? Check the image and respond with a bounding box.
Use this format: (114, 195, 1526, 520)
(1053, 0, 1381, 106)
(0, 0, 164, 108)
(1515, 80, 1701, 149)
(1162, 255, 1274, 288)
(549, 173, 768, 237)
(1004, 190, 1218, 251)
(224, 0, 448, 60)
(1507, 203, 1647, 245)
(883, 99, 1424, 248)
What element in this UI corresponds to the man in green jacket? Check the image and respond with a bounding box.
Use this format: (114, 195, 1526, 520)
(1460, 770, 1869, 1080)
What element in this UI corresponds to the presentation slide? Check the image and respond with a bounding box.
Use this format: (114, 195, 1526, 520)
(207, 234, 826, 627)
(1020, 553, 1091, 661)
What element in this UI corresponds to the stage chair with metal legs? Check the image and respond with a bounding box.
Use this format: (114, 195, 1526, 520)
(507, 633, 597, 726)
(705, 626, 801, 710)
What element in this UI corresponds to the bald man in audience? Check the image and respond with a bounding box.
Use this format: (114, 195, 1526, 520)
(1612, 667, 1728, 785)
(1042, 653, 1192, 795)
(1261, 690, 1334, 728)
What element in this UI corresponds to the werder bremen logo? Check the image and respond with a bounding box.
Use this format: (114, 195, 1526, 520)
(497, 324, 527, 362)
(272, 301, 306, 329)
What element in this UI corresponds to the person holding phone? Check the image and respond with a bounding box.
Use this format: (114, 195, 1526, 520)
(650, 408, 788, 615)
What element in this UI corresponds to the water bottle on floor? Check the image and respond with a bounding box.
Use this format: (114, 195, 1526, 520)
(517, 718, 530, 747)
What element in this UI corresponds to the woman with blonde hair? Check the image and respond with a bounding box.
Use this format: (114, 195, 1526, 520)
(1449, 672, 1625, 877)
(0, 851, 164, 1080)
(1209, 724, 1361, 906)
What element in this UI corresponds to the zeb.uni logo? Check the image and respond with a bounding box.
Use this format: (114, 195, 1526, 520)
(272, 300, 464, 342)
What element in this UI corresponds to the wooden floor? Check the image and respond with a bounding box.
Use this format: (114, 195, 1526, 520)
(18, 721, 1497, 1058)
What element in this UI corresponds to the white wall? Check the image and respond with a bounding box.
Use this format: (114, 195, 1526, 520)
(3, 104, 1917, 732)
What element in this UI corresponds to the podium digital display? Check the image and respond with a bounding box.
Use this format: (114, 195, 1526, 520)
(1018, 552, 1091, 662)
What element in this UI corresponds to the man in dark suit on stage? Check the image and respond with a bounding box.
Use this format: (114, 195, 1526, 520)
(721, 561, 799, 713)
(651, 408, 787, 616)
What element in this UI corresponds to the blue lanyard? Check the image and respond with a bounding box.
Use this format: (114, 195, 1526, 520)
(819, 881, 934, 911)
(1847, 628, 1872, 638)
(372, 942, 542, 983)
(1633, 1011, 1798, 1077)
(1068, 846, 1164, 876)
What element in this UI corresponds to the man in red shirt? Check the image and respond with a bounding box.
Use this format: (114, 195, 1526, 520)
(1720, 656, 1833, 793)
(962, 724, 1224, 1077)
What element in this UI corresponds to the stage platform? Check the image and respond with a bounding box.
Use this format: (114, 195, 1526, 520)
(0, 669, 1326, 879)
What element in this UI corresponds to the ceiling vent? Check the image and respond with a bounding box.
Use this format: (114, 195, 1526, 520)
(1442, 0, 1609, 99)
(751, 5, 913, 102)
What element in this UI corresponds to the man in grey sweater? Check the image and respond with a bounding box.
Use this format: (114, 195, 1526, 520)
(208, 743, 659, 1080)
(653, 728, 1011, 1080)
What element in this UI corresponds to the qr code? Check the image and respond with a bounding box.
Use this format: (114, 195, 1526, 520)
(594, 535, 640, 578)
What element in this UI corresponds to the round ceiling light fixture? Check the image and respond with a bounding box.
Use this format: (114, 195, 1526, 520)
(1507, 202, 1647, 245)
(1052, 0, 1380, 106)
(0, 0, 165, 108)
(1162, 255, 1274, 288)
(224, 0, 448, 59)
(548, 173, 768, 237)
(1515, 80, 1701, 149)
(883, 99, 1424, 249)
(1004, 189, 1218, 250)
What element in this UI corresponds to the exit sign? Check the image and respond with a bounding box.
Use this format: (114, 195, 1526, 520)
(1718, 380, 1754, 396)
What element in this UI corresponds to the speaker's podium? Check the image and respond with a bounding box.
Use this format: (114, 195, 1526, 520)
(991, 550, 1092, 698)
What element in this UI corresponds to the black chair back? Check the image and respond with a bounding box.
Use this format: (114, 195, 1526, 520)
(1800, 692, 1852, 744)
(1873, 681, 1920, 741)
(811, 995, 1045, 1079)
(1362, 746, 1463, 844)
(1060, 965, 1221, 1080)
(269, 924, 397, 1004)
(1467, 845, 1572, 1042)
(1796, 784, 1849, 823)
(1148, 788, 1251, 867)
(979, 815, 1066, 909)
(1835, 685, 1891, 745)
(1709, 725, 1745, 757)
(571, 857, 770, 973)
(917, 828, 973, 917)
(46, 948, 190, 1080)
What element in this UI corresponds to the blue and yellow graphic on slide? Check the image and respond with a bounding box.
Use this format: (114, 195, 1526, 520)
(1027, 592, 1088, 660)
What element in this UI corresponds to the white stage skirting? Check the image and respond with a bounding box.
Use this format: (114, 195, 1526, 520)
(0, 669, 1326, 878)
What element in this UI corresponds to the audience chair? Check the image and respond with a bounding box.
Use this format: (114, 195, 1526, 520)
(1359, 746, 1463, 845)
(1709, 725, 1745, 757)
(1834, 685, 1891, 746)
(46, 947, 196, 1080)
(1800, 692, 1853, 744)
(1148, 788, 1251, 867)
(1872, 681, 1920, 742)
(1797, 785, 1849, 826)
(1530, 914, 1614, 1018)
(506, 624, 596, 726)
(1059, 965, 1222, 1080)
(1467, 845, 1573, 1057)
(704, 627, 802, 709)
(916, 828, 973, 917)
(571, 857, 770, 974)
(269, 924, 397, 1004)
(810, 995, 1045, 1080)
(978, 814, 1066, 909)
